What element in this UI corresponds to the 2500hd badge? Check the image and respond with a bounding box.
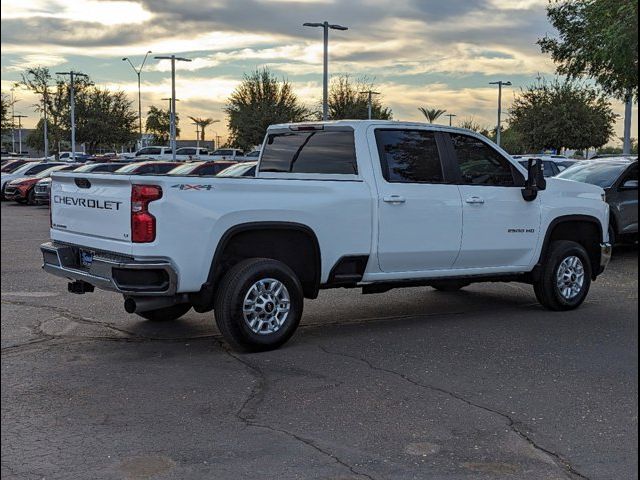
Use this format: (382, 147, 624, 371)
(53, 195, 123, 210)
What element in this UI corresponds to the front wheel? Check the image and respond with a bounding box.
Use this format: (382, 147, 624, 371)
(214, 258, 303, 352)
(534, 240, 592, 311)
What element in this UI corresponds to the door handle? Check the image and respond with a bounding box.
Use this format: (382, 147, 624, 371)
(383, 195, 406, 204)
(465, 196, 485, 205)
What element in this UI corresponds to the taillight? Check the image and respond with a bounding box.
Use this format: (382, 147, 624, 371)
(131, 184, 162, 243)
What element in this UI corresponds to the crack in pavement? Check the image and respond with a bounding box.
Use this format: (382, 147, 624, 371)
(213, 339, 377, 480)
(319, 345, 591, 480)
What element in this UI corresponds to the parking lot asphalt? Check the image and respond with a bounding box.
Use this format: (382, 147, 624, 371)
(1, 201, 637, 480)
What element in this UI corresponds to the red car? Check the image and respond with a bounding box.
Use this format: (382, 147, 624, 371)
(4, 164, 79, 204)
(113, 161, 182, 175)
(167, 161, 237, 176)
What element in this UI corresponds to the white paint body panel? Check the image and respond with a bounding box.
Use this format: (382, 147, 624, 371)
(49, 121, 610, 294)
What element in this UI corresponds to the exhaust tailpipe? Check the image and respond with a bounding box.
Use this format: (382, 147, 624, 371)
(124, 295, 188, 314)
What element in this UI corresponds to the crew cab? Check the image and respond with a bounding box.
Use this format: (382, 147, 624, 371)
(41, 121, 612, 352)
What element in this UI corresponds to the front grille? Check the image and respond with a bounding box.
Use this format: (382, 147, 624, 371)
(4, 186, 17, 196)
(35, 185, 49, 194)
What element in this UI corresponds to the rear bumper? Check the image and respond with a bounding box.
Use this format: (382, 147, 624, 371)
(598, 242, 612, 274)
(40, 241, 178, 296)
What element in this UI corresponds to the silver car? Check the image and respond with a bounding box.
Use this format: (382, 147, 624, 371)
(557, 158, 638, 244)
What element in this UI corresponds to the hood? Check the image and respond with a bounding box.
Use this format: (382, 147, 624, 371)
(546, 176, 605, 200)
(9, 177, 39, 186)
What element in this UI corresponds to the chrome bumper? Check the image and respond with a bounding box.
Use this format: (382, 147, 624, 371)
(600, 242, 613, 271)
(40, 242, 178, 296)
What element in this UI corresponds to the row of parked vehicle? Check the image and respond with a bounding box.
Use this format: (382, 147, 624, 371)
(0, 158, 258, 205)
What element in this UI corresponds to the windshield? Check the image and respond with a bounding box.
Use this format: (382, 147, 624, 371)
(168, 163, 201, 175)
(35, 165, 70, 178)
(114, 163, 145, 173)
(557, 162, 629, 188)
(217, 163, 255, 177)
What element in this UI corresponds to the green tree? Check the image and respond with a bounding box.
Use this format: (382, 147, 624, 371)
(418, 106, 447, 123)
(225, 68, 310, 151)
(145, 106, 179, 145)
(75, 88, 138, 153)
(538, 0, 638, 100)
(326, 75, 392, 120)
(508, 79, 616, 152)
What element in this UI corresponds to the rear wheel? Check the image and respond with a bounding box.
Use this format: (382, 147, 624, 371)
(534, 240, 592, 311)
(608, 223, 617, 246)
(214, 258, 303, 352)
(137, 303, 192, 321)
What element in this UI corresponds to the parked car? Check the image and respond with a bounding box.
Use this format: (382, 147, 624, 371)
(590, 153, 638, 161)
(517, 159, 562, 177)
(34, 163, 128, 204)
(51, 152, 91, 163)
(114, 161, 181, 175)
(173, 147, 211, 161)
(514, 155, 578, 174)
(42, 120, 612, 352)
(1, 159, 33, 173)
(557, 158, 638, 244)
(1, 162, 65, 199)
(216, 161, 257, 177)
(123, 146, 173, 161)
(210, 148, 245, 161)
(5, 164, 79, 204)
(168, 161, 236, 176)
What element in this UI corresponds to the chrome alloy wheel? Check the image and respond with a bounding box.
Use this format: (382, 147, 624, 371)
(556, 256, 585, 300)
(242, 278, 291, 335)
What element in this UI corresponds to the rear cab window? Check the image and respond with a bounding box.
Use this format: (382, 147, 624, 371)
(374, 129, 445, 183)
(259, 128, 357, 176)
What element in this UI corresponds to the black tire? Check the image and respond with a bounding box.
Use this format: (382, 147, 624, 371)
(608, 223, 617, 246)
(533, 240, 592, 311)
(214, 258, 303, 352)
(430, 280, 470, 292)
(27, 189, 36, 205)
(137, 303, 192, 321)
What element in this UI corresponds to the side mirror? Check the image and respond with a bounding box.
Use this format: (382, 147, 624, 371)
(620, 179, 638, 190)
(521, 158, 546, 201)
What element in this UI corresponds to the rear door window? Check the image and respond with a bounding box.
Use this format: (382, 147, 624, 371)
(260, 130, 357, 174)
(375, 129, 445, 183)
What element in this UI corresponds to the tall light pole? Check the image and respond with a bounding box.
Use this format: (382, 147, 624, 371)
(122, 51, 152, 149)
(445, 113, 457, 127)
(155, 55, 191, 161)
(192, 122, 200, 150)
(489, 80, 512, 147)
(42, 87, 50, 160)
(12, 115, 27, 155)
(623, 93, 633, 154)
(303, 21, 348, 121)
(10, 87, 17, 154)
(359, 90, 380, 120)
(57, 71, 89, 161)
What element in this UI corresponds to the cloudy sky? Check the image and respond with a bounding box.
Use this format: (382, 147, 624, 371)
(1, 0, 636, 145)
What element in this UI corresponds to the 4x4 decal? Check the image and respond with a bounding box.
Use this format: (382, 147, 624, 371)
(171, 184, 214, 191)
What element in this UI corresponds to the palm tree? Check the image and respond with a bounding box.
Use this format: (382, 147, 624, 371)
(188, 116, 219, 141)
(418, 107, 447, 124)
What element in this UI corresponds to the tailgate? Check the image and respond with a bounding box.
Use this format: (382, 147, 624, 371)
(50, 173, 132, 243)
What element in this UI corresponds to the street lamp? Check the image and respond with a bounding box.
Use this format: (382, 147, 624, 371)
(12, 115, 27, 155)
(161, 97, 179, 113)
(10, 87, 17, 154)
(122, 51, 152, 149)
(155, 55, 191, 161)
(359, 90, 380, 120)
(56, 71, 90, 161)
(445, 113, 457, 127)
(489, 80, 512, 147)
(303, 21, 348, 121)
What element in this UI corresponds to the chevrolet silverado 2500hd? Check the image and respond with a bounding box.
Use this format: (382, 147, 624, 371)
(41, 121, 612, 351)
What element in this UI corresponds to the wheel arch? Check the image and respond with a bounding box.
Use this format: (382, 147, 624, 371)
(190, 221, 321, 312)
(537, 215, 604, 280)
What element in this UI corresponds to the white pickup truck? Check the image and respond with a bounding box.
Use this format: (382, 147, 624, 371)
(41, 121, 612, 351)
